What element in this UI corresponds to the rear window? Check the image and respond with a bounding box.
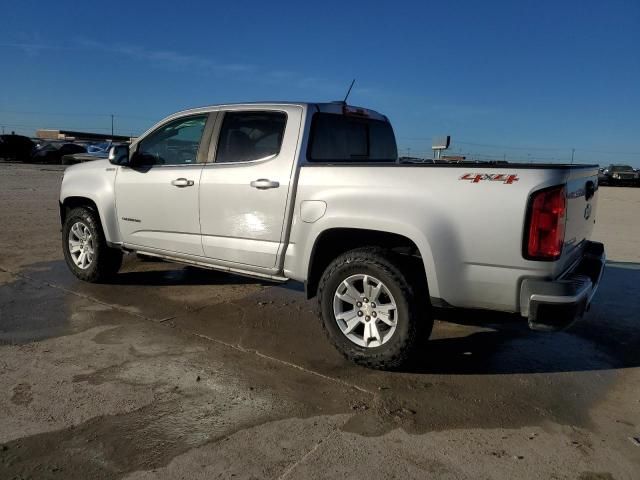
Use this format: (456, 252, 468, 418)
(307, 113, 397, 162)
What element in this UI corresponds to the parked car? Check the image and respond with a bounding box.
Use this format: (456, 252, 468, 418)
(30, 142, 87, 164)
(62, 142, 114, 165)
(59, 101, 605, 369)
(0, 134, 35, 161)
(598, 164, 639, 186)
(86, 141, 113, 155)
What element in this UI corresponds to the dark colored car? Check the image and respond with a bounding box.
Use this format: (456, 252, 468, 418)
(0, 134, 35, 162)
(61, 141, 116, 165)
(598, 164, 639, 187)
(29, 142, 87, 164)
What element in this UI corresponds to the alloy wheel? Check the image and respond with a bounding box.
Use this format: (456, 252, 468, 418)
(333, 274, 398, 348)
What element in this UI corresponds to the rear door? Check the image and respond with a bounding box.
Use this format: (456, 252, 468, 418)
(199, 106, 303, 270)
(115, 113, 213, 256)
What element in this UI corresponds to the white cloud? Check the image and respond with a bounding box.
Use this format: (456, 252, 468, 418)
(0, 36, 381, 99)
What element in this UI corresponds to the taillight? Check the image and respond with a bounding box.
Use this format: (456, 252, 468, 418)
(525, 185, 566, 260)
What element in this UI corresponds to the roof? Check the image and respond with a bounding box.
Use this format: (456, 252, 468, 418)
(172, 101, 387, 120)
(127, 101, 390, 146)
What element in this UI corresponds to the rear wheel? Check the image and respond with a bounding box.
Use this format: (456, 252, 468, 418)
(62, 207, 122, 282)
(317, 248, 432, 370)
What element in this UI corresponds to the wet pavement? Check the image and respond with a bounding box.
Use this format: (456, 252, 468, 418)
(0, 163, 639, 479)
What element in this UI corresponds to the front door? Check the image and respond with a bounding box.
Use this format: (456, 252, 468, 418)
(199, 106, 302, 270)
(115, 113, 211, 257)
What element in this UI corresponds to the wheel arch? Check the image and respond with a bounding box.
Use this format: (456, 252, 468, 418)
(304, 227, 432, 300)
(60, 196, 98, 223)
(60, 196, 120, 245)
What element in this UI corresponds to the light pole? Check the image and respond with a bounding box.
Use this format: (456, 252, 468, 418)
(111, 114, 114, 139)
(571, 148, 575, 164)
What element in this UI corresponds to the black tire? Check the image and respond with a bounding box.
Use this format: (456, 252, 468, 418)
(62, 207, 123, 282)
(317, 247, 433, 370)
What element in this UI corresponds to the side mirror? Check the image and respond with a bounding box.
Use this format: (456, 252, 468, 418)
(108, 144, 130, 165)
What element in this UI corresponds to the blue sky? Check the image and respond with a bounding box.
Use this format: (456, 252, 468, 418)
(1, 0, 639, 165)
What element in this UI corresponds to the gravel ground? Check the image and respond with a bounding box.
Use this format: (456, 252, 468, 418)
(0, 163, 639, 479)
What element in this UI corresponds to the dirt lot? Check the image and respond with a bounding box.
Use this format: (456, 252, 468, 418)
(1, 163, 639, 479)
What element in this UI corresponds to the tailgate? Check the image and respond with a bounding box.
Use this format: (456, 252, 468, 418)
(561, 167, 599, 269)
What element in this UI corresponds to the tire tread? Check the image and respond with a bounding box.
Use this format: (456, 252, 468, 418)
(317, 247, 432, 370)
(62, 207, 122, 283)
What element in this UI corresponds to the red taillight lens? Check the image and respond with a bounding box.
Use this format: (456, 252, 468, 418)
(525, 185, 566, 260)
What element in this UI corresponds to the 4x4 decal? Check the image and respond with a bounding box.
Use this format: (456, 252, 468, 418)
(459, 173, 519, 184)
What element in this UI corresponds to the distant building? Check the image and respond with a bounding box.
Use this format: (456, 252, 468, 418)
(36, 129, 132, 143)
(441, 155, 467, 162)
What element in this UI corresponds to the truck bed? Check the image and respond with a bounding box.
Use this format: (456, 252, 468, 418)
(308, 161, 599, 170)
(287, 162, 599, 314)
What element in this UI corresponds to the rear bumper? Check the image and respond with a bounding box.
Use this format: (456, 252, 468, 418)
(520, 241, 606, 331)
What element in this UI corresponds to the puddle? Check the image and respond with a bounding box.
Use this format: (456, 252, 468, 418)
(0, 275, 83, 344)
(19, 259, 268, 321)
(0, 396, 279, 479)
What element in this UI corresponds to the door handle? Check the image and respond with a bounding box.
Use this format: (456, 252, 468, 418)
(250, 179, 280, 190)
(171, 178, 194, 187)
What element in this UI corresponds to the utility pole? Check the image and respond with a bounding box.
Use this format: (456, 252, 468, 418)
(571, 148, 575, 164)
(111, 114, 114, 139)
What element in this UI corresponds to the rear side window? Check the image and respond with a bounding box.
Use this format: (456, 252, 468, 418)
(216, 111, 287, 163)
(307, 113, 397, 162)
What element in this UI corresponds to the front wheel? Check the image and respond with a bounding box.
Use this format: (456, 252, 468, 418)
(317, 248, 432, 370)
(62, 207, 123, 282)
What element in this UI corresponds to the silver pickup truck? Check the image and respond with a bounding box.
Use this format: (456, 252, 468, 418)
(59, 102, 605, 369)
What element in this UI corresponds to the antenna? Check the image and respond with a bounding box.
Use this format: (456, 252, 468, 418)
(343, 79, 356, 104)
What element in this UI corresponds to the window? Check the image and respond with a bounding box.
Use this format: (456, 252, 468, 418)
(307, 113, 398, 163)
(216, 111, 287, 163)
(136, 114, 207, 166)
(610, 165, 634, 172)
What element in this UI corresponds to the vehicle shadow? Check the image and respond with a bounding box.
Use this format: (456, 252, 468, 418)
(13, 258, 273, 325)
(23, 258, 265, 287)
(408, 262, 640, 375)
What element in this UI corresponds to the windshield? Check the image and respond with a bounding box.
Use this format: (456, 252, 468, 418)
(610, 165, 634, 172)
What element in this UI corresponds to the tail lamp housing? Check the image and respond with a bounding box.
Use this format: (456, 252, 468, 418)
(524, 185, 567, 260)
